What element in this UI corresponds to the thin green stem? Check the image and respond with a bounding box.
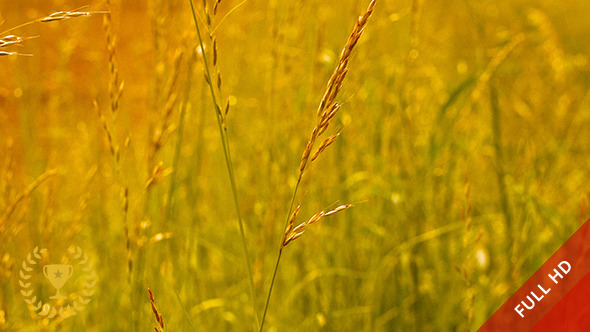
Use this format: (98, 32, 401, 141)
(489, 83, 515, 291)
(188, 0, 259, 328)
(211, 0, 249, 34)
(169, 280, 200, 332)
(259, 250, 282, 332)
(259, 178, 301, 331)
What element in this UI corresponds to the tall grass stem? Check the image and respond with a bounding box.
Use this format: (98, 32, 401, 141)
(188, 0, 260, 328)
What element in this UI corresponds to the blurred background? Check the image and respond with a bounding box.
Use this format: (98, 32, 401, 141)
(1, 0, 590, 331)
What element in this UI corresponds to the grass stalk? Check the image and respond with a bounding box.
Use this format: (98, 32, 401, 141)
(259, 1, 376, 329)
(259, 178, 301, 331)
(188, 0, 259, 328)
(489, 83, 515, 291)
(165, 53, 196, 219)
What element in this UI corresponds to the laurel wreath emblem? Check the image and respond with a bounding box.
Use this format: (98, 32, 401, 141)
(19, 246, 97, 319)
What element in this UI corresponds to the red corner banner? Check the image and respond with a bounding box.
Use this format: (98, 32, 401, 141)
(478, 218, 590, 331)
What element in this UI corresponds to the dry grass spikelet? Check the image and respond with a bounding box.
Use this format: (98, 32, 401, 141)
(299, 0, 376, 180)
(213, 0, 222, 15)
(103, 1, 124, 115)
(0, 35, 38, 48)
(149, 49, 184, 165)
(311, 133, 340, 162)
(147, 288, 165, 332)
(200, 0, 233, 124)
(281, 204, 353, 249)
(122, 187, 133, 281)
(39, 7, 108, 23)
(0, 51, 32, 57)
(145, 162, 172, 190)
(0, 6, 108, 56)
(281, 205, 300, 247)
(94, 100, 119, 162)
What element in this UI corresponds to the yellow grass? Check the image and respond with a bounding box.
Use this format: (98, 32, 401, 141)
(1, 0, 590, 331)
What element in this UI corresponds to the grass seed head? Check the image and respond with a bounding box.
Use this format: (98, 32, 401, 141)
(0, 51, 32, 56)
(147, 288, 164, 331)
(324, 204, 353, 217)
(311, 133, 340, 162)
(307, 211, 325, 225)
(298, 0, 376, 183)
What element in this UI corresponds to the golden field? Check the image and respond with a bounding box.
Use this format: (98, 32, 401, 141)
(1, 0, 590, 331)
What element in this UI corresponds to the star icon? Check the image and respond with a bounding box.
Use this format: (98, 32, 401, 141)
(54, 270, 62, 279)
